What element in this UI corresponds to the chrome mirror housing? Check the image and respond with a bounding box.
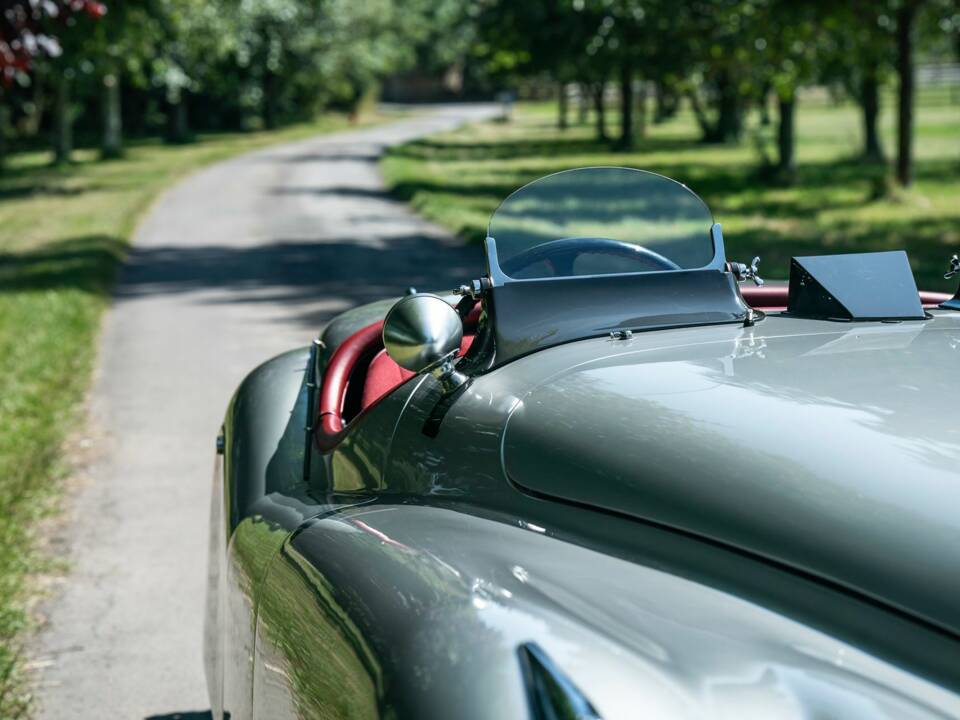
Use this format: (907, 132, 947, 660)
(383, 294, 463, 374)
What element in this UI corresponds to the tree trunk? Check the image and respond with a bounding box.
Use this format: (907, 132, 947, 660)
(758, 81, 772, 126)
(24, 72, 46, 139)
(653, 82, 677, 124)
(577, 83, 589, 124)
(262, 71, 276, 130)
(101, 72, 123, 159)
(687, 87, 712, 139)
(896, 2, 918, 187)
(169, 97, 189, 143)
(777, 93, 796, 181)
(690, 74, 742, 144)
(636, 80, 647, 139)
(860, 67, 883, 161)
(52, 71, 73, 165)
(593, 82, 607, 141)
(557, 81, 568, 130)
(715, 72, 742, 143)
(618, 61, 633, 149)
(0, 96, 8, 171)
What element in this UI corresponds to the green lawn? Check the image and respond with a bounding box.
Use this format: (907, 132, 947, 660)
(382, 94, 960, 291)
(0, 111, 385, 717)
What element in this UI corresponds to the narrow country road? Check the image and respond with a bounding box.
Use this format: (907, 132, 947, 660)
(32, 105, 497, 719)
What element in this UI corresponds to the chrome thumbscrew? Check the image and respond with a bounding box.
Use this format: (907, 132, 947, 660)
(944, 254, 960, 280)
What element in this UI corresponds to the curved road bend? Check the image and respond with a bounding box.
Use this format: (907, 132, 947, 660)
(32, 104, 497, 719)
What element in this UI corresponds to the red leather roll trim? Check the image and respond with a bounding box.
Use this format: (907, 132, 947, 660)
(920, 290, 951, 307)
(740, 285, 788, 308)
(315, 320, 384, 451)
(741, 285, 948, 311)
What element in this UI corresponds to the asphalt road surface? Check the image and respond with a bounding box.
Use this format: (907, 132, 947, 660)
(32, 104, 497, 719)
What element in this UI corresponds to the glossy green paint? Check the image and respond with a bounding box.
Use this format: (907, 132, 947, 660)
(257, 504, 959, 719)
(503, 313, 960, 637)
(206, 300, 960, 720)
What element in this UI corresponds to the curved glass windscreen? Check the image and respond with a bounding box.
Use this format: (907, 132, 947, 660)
(487, 167, 716, 280)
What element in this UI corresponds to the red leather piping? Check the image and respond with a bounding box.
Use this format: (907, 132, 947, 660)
(919, 290, 951, 307)
(739, 285, 788, 310)
(740, 285, 949, 311)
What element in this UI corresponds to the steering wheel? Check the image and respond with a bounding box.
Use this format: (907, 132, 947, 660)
(500, 237, 681, 278)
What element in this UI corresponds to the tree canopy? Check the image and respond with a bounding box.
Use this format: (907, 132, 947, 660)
(1, 0, 956, 186)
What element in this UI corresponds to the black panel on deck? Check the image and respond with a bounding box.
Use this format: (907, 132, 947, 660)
(787, 251, 925, 321)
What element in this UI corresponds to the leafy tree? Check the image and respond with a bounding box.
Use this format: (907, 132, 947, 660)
(570, 3, 618, 141)
(682, 0, 763, 144)
(893, 0, 959, 187)
(150, 0, 236, 140)
(84, 0, 165, 157)
(315, 0, 420, 114)
(893, 0, 923, 186)
(575, 0, 649, 149)
(473, 1, 594, 130)
(46, 2, 109, 163)
(818, 4, 892, 161)
(752, 0, 824, 181)
(0, 0, 106, 164)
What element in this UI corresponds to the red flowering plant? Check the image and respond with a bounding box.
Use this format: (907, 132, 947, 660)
(1, 0, 106, 85)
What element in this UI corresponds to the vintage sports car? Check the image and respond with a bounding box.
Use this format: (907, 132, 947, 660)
(204, 167, 960, 719)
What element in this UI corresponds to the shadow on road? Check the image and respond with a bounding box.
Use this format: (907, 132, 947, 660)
(268, 185, 392, 199)
(0, 231, 484, 331)
(144, 712, 212, 720)
(0, 230, 482, 329)
(111, 235, 483, 329)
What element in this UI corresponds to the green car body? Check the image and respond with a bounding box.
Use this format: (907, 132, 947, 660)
(204, 169, 960, 719)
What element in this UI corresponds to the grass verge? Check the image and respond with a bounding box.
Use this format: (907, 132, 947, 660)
(382, 96, 960, 290)
(0, 110, 385, 717)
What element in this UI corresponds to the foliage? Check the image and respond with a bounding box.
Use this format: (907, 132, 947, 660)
(1, 0, 451, 159)
(470, 0, 957, 177)
(3, 0, 956, 169)
(0, 1, 106, 84)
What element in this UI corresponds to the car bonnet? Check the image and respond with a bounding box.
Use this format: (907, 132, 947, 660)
(501, 311, 960, 638)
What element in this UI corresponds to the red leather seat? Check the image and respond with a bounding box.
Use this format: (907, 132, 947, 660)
(361, 334, 475, 410)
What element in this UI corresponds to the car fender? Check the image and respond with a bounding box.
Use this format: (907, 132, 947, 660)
(250, 503, 960, 719)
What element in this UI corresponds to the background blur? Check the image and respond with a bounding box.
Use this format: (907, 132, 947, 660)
(1, 1, 959, 717)
(2, 2, 958, 178)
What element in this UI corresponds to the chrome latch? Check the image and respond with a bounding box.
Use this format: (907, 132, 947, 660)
(730, 256, 764, 287)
